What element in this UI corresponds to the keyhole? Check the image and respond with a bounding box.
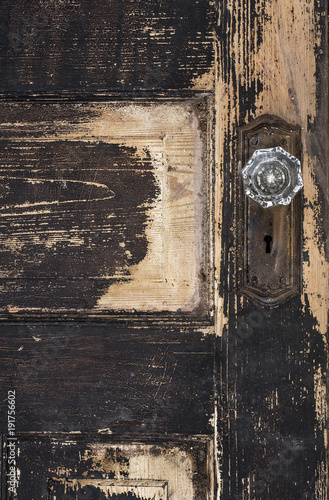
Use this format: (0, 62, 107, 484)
(264, 235, 272, 253)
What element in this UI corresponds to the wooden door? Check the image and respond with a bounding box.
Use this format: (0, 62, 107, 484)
(0, 1, 327, 499)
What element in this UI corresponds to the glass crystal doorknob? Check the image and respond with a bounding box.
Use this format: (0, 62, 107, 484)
(242, 147, 303, 208)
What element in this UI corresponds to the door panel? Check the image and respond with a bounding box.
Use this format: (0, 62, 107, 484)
(0, 99, 212, 317)
(1, 325, 214, 434)
(2, 435, 213, 499)
(0, 1, 214, 91)
(48, 480, 168, 500)
(0, 0, 217, 492)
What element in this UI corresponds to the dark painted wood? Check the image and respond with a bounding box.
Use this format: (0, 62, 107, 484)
(0, 0, 215, 92)
(0, 99, 212, 320)
(0, 325, 214, 435)
(0, 0, 327, 499)
(0, 137, 156, 310)
(219, 300, 327, 499)
(0, 1, 217, 495)
(2, 436, 212, 499)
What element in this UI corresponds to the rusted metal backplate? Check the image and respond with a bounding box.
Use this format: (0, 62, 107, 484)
(2, 435, 213, 499)
(236, 115, 302, 305)
(0, 99, 212, 317)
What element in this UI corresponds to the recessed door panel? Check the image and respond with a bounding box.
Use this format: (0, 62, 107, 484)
(1, 435, 213, 500)
(0, 100, 212, 318)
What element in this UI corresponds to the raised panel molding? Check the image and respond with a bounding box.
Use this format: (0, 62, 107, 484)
(1, 434, 213, 499)
(47, 478, 168, 500)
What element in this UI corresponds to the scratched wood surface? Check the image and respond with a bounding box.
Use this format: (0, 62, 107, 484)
(3, 436, 212, 499)
(0, 0, 215, 92)
(0, 324, 215, 435)
(0, 1, 216, 498)
(0, 100, 211, 316)
(0, 0, 327, 499)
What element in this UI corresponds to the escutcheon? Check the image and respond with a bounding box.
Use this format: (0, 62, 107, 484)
(236, 115, 302, 306)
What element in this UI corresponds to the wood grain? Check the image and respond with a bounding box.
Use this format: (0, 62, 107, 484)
(4, 436, 213, 499)
(0, 100, 211, 316)
(0, 0, 215, 92)
(0, 1, 327, 499)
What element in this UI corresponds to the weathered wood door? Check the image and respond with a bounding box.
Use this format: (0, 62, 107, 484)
(0, 1, 328, 499)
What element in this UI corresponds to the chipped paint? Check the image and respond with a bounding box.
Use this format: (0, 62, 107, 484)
(11, 436, 213, 499)
(0, 1, 326, 499)
(48, 478, 168, 500)
(314, 365, 327, 434)
(94, 104, 207, 313)
(0, 101, 211, 316)
(83, 441, 212, 499)
(190, 57, 216, 90)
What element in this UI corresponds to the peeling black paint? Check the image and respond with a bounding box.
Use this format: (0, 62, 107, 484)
(0, 0, 215, 91)
(0, 325, 214, 434)
(2, 436, 211, 499)
(0, 139, 158, 311)
(0, 1, 326, 499)
(219, 298, 327, 499)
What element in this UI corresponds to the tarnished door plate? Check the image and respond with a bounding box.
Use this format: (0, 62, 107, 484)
(236, 115, 302, 306)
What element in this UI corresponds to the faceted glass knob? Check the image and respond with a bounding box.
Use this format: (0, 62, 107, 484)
(242, 147, 303, 208)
